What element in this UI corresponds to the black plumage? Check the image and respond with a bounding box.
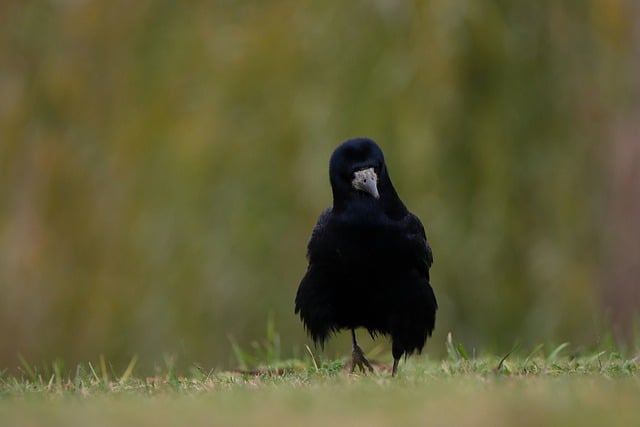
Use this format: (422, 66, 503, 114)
(295, 137, 437, 376)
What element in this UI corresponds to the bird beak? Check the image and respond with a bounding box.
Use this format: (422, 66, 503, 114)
(352, 168, 379, 199)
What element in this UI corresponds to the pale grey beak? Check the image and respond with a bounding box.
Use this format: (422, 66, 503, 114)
(352, 168, 379, 199)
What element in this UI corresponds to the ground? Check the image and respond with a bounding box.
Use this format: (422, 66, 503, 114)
(1, 343, 639, 427)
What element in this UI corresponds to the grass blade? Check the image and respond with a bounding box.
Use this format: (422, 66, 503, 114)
(100, 354, 109, 384)
(446, 332, 460, 362)
(523, 344, 545, 366)
(17, 353, 37, 383)
(305, 345, 319, 372)
(548, 343, 570, 363)
(119, 355, 138, 384)
(496, 343, 521, 373)
(457, 343, 470, 361)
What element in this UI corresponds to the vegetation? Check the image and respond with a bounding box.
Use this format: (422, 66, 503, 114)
(2, 4, 637, 424)
(2, 335, 639, 426)
(1, 1, 638, 375)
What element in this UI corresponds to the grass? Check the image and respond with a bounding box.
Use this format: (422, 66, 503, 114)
(1, 336, 639, 427)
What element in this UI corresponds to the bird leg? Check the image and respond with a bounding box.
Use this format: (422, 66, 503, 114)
(392, 358, 399, 377)
(350, 329, 374, 373)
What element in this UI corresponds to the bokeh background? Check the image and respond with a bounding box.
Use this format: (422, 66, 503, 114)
(1, 0, 638, 373)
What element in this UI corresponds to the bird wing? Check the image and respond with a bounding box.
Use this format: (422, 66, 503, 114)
(405, 211, 433, 278)
(306, 207, 332, 260)
(387, 211, 437, 356)
(294, 207, 336, 345)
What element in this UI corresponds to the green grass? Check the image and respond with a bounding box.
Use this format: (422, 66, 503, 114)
(1, 339, 639, 427)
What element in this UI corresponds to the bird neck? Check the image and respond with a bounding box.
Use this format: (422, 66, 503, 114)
(332, 184, 407, 220)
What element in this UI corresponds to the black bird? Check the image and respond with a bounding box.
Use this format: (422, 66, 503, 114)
(295, 138, 437, 376)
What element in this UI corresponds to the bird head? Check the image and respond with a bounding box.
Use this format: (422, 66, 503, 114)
(329, 138, 402, 213)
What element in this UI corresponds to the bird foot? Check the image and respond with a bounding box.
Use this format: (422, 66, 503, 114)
(351, 344, 374, 374)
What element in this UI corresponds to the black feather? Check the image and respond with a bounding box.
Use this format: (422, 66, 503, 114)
(294, 138, 437, 365)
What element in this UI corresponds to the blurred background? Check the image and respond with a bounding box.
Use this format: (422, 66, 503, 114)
(1, 0, 638, 373)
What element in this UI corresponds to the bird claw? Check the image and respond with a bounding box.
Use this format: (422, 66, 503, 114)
(351, 344, 374, 374)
